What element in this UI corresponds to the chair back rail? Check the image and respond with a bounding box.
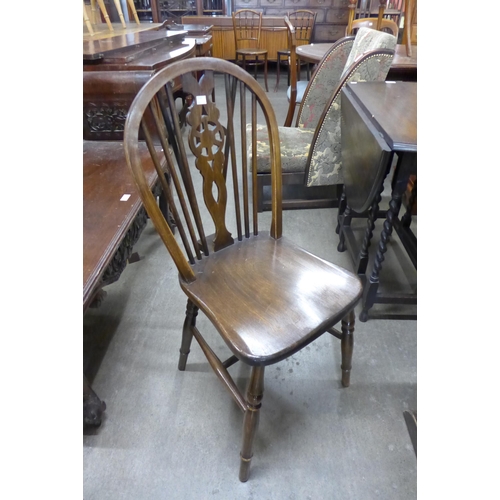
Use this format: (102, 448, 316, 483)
(124, 58, 282, 284)
(288, 10, 316, 44)
(283, 17, 297, 128)
(232, 9, 263, 51)
(347, 17, 399, 38)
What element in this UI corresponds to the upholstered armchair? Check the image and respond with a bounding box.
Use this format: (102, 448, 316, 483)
(251, 27, 397, 211)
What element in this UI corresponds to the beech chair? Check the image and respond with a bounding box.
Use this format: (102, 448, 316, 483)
(346, 17, 399, 38)
(83, 0, 140, 36)
(347, 0, 391, 35)
(254, 27, 397, 212)
(275, 10, 316, 92)
(123, 57, 363, 482)
(232, 9, 269, 92)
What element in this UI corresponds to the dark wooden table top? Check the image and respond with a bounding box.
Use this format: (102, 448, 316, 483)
(83, 141, 159, 311)
(83, 29, 196, 73)
(84, 29, 184, 60)
(344, 81, 417, 152)
(297, 43, 417, 69)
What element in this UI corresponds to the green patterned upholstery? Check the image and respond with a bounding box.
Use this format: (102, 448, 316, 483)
(341, 27, 397, 79)
(248, 123, 315, 173)
(252, 27, 397, 190)
(297, 37, 354, 130)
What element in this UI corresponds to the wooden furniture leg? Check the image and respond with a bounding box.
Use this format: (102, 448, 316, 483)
(404, 0, 413, 57)
(96, 0, 114, 31)
(337, 204, 353, 252)
(403, 410, 417, 456)
(178, 300, 198, 371)
(90, 0, 97, 22)
(335, 186, 347, 234)
(359, 190, 403, 322)
(340, 310, 355, 387)
(377, 0, 387, 30)
(83, 374, 106, 427)
(239, 366, 265, 482)
(127, 0, 141, 24)
(347, 0, 357, 35)
(113, 0, 127, 28)
(263, 53, 269, 92)
(356, 189, 384, 275)
(83, 2, 94, 36)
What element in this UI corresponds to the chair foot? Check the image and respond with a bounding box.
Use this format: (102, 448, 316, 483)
(239, 456, 252, 482)
(239, 365, 265, 482)
(340, 310, 355, 387)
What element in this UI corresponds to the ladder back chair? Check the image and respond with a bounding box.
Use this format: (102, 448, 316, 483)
(275, 10, 316, 92)
(232, 9, 269, 92)
(256, 27, 397, 212)
(123, 57, 363, 482)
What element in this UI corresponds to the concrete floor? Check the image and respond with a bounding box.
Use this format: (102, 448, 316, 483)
(83, 65, 417, 499)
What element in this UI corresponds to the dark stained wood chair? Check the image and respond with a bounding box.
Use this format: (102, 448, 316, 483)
(232, 9, 269, 92)
(123, 57, 363, 482)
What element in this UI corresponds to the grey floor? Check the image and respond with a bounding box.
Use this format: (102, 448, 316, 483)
(83, 65, 417, 499)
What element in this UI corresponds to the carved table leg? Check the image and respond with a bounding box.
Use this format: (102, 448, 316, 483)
(401, 178, 417, 228)
(178, 299, 198, 371)
(335, 185, 347, 234)
(239, 366, 265, 482)
(337, 204, 352, 252)
(83, 374, 106, 428)
(359, 191, 403, 322)
(340, 309, 355, 387)
(356, 190, 383, 275)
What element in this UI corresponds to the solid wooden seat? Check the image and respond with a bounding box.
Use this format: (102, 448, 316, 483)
(182, 234, 361, 365)
(236, 48, 268, 56)
(124, 57, 362, 481)
(232, 9, 269, 92)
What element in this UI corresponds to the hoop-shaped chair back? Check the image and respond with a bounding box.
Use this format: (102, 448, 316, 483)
(232, 9, 263, 51)
(124, 58, 283, 283)
(288, 10, 316, 45)
(347, 17, 399, 38)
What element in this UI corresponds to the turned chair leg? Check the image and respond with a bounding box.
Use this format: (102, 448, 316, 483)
(340, 309, 355, 387)
(263, 54, 269, 92)
(239, 365, 265, 482)
(83, 2, 94, 36)
(127, 0, 141, 24)
(275, 55, 281, 91)
(96, 0, 114, 32)
(112, 0, 127, 28)
(178, 299, 198, 371)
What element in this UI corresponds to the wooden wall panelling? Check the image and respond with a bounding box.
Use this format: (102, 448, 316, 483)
(234, 0, 350, 43)
(182, 15, 288, 60)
